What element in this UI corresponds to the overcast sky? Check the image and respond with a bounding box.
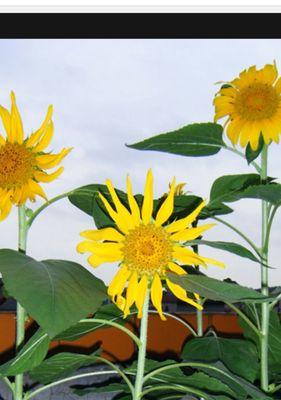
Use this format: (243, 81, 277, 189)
(0, 39, 280, 289)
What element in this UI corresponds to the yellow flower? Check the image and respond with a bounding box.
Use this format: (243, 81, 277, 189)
(214, 62, 281, 150)
(0, 92, 71, 220)
(77, 170, 224, 320)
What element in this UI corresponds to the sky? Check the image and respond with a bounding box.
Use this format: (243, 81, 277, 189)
(0, 38, 280, 289)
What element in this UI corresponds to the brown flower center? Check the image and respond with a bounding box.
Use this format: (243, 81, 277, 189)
(0, 142, 36, 189)
(122, 224, 173, 276)
(234, 83, 280, 120)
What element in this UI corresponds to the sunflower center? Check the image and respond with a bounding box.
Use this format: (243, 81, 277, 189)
(122, 224, 173, 276)
(234, 83, 280, 120)
(0, 142, 36, 189)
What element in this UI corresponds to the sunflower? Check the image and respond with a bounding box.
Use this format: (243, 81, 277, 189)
(0, 92, 71, 221)
(214, 62, 281, 150)
(77, 170, 224, 320)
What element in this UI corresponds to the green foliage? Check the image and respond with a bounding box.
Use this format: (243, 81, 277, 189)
(0, 249, 107, 338)
(238, 305, 281, 380)
(0, 329, 50, 377)
(30, 351, 100, 384)
(182, 336, 259, 382)
(188, 239, 262, 264)
(209, 173, 281, 206)
(74, 383, 130, 397)
(56, 303, 128, 341)
(127, 123, 225, 157)
(167, 273, 274, 303)
(245, 134, 264, 164)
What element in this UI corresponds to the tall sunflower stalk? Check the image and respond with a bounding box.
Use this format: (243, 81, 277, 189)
(0, 92, 71, 400)
(77, 170, 224, 399)
(215, 62, 281, 391)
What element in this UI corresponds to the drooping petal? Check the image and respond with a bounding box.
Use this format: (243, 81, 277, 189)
(77, 241, 123, 259)
(34, 167, 64, 183)
(36, 148, 72, 169)
(166, 278, 203, 310)
(168, 262, 187, 275)
(135, 274, 148, 318)
(166, 201, 206, 234)
(10, 92, 24, 144)
(151, 274, 165, 320)
(80, 227, 124, 242)
(124, 271, 138, 318)
(126, 175, 141, 225)
(108, 266, 131, 297)
(155, 177, 175, 227)
(141, 169, 153, 225)
(170, 223, 216, 241)
(26, 105, 53, 148)
(32, 121, 54, 153)
(28, 180, 47, 200)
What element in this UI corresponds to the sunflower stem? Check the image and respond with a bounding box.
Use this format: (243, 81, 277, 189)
(15, 205, 28, 400)
(134, 290, 150, 400)
(260, 145, 270, 392)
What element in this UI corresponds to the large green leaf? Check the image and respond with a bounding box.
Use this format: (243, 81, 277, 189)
(168, 273, 273, 303)
(188, 239, 262, 264)
(0, 249, 107, 338)
(74, 383, 130, 397)
(57, 303, 128, 341)
(238, 305, 281, 379)
(30, 351, 99, 384)
(126, 359, 235, 399)
(196, 361, 271, 400)
(0, 329, 50, 377)
(209, 173, 280, 206)
(209, 174, 262, 204)
(127, 123, 225, 157)
(182, 336, 259, 382)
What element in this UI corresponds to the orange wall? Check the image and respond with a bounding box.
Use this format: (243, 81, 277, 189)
(0, 312, 242, 362)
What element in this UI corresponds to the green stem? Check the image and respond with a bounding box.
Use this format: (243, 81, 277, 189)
(141, 384, 207, 398)
(134, 290, 150, 400)
(27, 191, 74, 228)
(212, 216, 261, 257)
(15, 205, 28, 400)
(80, 318, 141, 347)
(225, 302, 262, 338)
(25, 370, 119, 399)
(225, 145, 261, 173)
(260, 145, 269, 392)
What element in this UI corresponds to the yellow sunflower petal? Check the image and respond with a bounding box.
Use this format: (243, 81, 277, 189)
(34, 167, 64, 183)
(155, 177, 175, 227)
(124, 271, 138, 318)
(0, 133, 6, 146)
(106, 179, 135, 229)
(28, 180, 47, 200)
(87, 254, 121, 268)
(10, 92, 24, 144)
(99, 192, 130, 234)
(173, 246, 207, 267)
(108, 266, 131, 297)
(199, 255, 225, 269)
(36, 148, 72, 169)
(166, 201, 206, 234)
(135, 274, 148, 318)
(126, 175, 141, 225)
(170, 223, 216, 242)
(0, 198, 12, 221)
(166, 278, 203, 310)
(151, 274, 165, 320)
(141, 169, 153, 225)
(0, 106, 11, 139)
(32, 121, 54, 153)
(168, 262, 187, 275)
(259, 63, 278, 85)
(26, 105, 53, 148)
(77, 241, 123, 258)
(80, 227, 124, 242)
